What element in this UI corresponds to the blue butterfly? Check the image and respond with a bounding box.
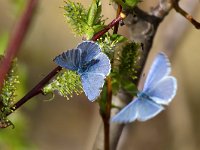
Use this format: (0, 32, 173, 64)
(54, 41, 111, 101)
(112, 52, 177, 123)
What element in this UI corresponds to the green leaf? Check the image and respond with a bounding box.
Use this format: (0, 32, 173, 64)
(125, 0, 141, 7)
(112, 0, 141, 9)
(111, 41, 141, 95)
(87, 0, 102, 26)
(0, 33, 9, 55)
(93, 24, 105, 33)
(110, 34, 127, 43)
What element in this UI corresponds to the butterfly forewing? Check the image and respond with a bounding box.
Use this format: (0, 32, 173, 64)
(112, 99, 139, 123)
(54, 48, 81, 71)
(143, 53, 171, 91)
(87, 53, 111, 76)
(77, 41, 101, 64)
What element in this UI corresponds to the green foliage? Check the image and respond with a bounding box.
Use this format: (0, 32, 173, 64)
(111, 42, 141, 95)
(112, 0, 141, 9)
(0, 113, 36, 150)
(0, 58, 19, 128)
(43, 70, 83, 100)
(99, 85, 107, 114)
(64, 0, 88, 36)
(98, 33, 127, 60)
(87, 0, 102, 26)
(0, 33, 9, 55)
(10, 0, 26, 15)
(64, 0, 105, 39)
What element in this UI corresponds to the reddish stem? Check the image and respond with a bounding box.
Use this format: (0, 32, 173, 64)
(103, 77, 112, 150)
(0, 0, 39, 90)
(113, 5, 122, 34)
(92, 15, 123, 41)
(9, 66, 62, 114)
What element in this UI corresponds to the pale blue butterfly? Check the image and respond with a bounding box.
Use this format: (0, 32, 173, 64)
(54, 41, 111, 101)
(112, 52, 177, 122)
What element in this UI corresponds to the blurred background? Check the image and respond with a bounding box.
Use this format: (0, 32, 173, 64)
(0, 0, 199, 150)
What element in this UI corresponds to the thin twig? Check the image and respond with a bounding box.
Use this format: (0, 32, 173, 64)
(172, 0, 200, 29)
(113, 5, 122, 34)
(0, 0, 39, 91)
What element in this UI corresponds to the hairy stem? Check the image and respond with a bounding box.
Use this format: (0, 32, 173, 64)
(0, 0, 39, 91)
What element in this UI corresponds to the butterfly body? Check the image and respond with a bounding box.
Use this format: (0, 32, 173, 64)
(54, 41, 111, 101)
(112, 52, 177, 123)
(77, 58, 100, 74)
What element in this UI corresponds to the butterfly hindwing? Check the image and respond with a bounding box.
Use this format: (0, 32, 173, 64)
(146, 76, 177, 105)
(112, 98, 164, 123)
(87, 53, 111, 76)
(112, 99, 138, 123)
(136, 98, 164, 121)
(81, 73, 105, 101)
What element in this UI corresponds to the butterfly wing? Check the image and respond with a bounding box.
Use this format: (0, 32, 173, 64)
(77, 41, 110, 101)
(136, 98, 164, 121)
(87, 53, 111, 76)
(112, 99, 139, 123)
(112, 98, 164, 123)
(77, 41, 101, 64)
(143, 52, 171, 91)
(146, 76, 177, 105)
(54, 48, 81, 71)
(80, 52, 111, 101)
(81, 73, 105, 101)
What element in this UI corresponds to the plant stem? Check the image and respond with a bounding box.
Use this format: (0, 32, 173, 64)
(113, 5, 122, 34)
(0, 0, 39, 91)
(92, 14, 124, 41)
(101, 5, 123, 149)
(105, 77, 112, 150)
(9, 66, 62, 114)
(172, 0, 200, 29)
